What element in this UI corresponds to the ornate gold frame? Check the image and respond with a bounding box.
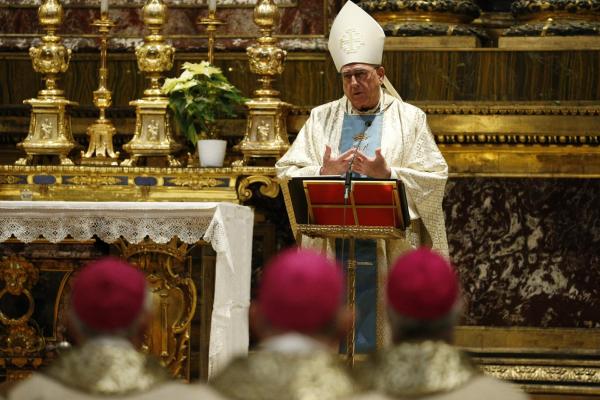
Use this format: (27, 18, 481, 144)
(0, 165, 277, 202)
(456, 326, 600, 395)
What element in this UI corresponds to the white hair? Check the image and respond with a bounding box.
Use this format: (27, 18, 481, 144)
(387, 301, 462, 341)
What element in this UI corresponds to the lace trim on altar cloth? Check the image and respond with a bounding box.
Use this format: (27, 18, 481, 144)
(0, 216, 215, 244)
(0, 201, 243, 246)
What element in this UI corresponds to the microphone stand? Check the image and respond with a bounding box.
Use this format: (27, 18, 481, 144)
(344, 122, 370, 201)
(344, 148, 359, 202)
(340, 119, 370, 366)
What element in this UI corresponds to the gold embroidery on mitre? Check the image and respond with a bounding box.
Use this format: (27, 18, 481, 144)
(340, 28, 365, 55)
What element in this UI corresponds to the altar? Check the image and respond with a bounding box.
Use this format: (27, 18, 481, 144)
(0, 201, 253, 380)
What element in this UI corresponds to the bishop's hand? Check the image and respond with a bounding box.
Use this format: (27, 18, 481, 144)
(353, 148, 391, 178)
(320, 145, 355, 175)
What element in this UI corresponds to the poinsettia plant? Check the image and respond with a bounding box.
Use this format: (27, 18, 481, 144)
(162, 61, 247, 145)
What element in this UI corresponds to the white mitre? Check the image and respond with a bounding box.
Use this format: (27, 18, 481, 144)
(328, 1, 385, 72)
(328, 1, 402, 100)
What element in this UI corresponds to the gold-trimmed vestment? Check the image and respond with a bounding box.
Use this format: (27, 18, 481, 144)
(211, 334, 360, 400)
(276, 93, 449, 256)
(351, 341, 529, 400)
(6, 338, 225, 399)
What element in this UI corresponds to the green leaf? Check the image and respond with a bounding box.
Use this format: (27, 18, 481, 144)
(165, 61, 248, 143)
(186, 124, 198, 146)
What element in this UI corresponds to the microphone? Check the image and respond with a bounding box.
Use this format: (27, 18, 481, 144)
(344, 120, 372, 201)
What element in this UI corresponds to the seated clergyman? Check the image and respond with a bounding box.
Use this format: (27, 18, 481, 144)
(352, 248, 530, 400)
(211, 247, 359, 400)
(6, 257, 224, 400)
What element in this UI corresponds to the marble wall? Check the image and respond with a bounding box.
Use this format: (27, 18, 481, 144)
(445, 178, 600, 329)
(0, 0, 333, 51)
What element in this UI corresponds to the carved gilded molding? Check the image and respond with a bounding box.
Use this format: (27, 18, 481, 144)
(511, 0, 600, 20)
(359, 0, 480, 21)
(413, 102, 600, 116)
(0, 165, 240, 202)
(67, 175, 123, 185)
(115, 238, 196, 379)
(506, 0, 600, 36)
(279, 179, 300, 242)
(481, 364, 600, 383)
(437, 134, 600, 145)
(443, 146, 600, 177)
(457, 327, 600, 395)
(296, 224, 406, 240)
(168, 177, 221, 188)
(237, 175, 280, 201)
(0, 165, 277, 202)
(0, 256, 45, 356)
(358, 0, 482, 37)
(291, 102, 600, 117)
(421, 102, 600, 146)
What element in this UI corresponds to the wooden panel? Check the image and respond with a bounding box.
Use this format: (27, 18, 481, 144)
(1, 49, 599, 109)
(456, 327, 600, 350)
(383, 50, 600, 102)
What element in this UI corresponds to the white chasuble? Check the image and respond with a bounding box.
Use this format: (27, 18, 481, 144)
(276, 93, 449, 257)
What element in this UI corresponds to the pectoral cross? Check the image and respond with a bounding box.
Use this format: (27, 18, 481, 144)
(353, 134, 369, 153)
(353, 133, 366, 142)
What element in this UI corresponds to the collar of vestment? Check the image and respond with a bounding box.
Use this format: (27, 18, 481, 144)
(211, 349, 358, 400)
(355, 340, 479, 397)
(44, 336, 169, 396)
(345, 88, 394, 115)
(259, 332, 329, 355)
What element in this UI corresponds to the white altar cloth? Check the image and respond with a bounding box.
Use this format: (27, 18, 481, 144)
(0, 201, 253, 376)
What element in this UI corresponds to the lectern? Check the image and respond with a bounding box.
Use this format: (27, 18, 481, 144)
(281, 177, 410, 364)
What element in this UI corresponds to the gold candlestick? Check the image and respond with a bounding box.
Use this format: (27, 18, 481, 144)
(81, 15, 119, 165)
(16, 0, 78, 166)
(121, 0, 181, 167)
(197, 9, 224, 65)
(234, 0, 290, 166)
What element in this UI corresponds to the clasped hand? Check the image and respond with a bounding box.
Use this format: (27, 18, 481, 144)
(320, 145, 391, 179)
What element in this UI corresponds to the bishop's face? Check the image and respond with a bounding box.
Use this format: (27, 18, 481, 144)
(341, 63, 385, 111)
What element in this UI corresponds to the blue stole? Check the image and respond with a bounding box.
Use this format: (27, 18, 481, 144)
(337, 112, 383, 354)
(339, 113, 383, 176)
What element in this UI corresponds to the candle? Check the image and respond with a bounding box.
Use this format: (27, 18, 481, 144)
(100, 0, 109, 15)
(208, 0, 217, 13)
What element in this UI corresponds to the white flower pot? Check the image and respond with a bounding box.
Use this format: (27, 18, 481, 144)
(197, 139, 227, 167)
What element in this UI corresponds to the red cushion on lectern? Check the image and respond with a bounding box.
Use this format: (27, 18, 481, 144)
(312, 208, 356, 225)
(305, 181, 401, 227)
(356, 208, 397, 226)
(353, 182, 395, 205)
(305, 183, 345, 204)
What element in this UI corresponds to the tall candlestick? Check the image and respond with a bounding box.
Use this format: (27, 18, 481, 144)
(198, 3, 224, 65)
(101, 0, 108, 15)
(208, 0, 217, 13)
(82, 15, 119, 165)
